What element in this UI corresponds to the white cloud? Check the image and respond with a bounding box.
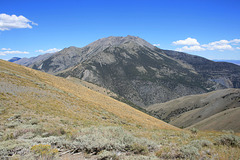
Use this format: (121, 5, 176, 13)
(35, 48, 61, 53)
(208, 40, 229, 45)
(176, 45, 206, 52)
(173, 38, 240, 52)
(0, 50, 29, 55)
(230, 39, 240, 44)
(1, 48, 11, 50)
(202, 40, 233, 51)
(172, 37, 200, 46)
(153, 44, 160, 47)
(203, 44, 233, 51)
(0, 13, 38, 31)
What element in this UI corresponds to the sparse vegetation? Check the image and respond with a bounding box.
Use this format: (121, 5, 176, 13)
(215, 134, 240, 147)
(180, 144, 200, 159)
(31, 144, 58, 160)
(129, 143, 149, 155)
(1, 60, 240, 159)
(97, 150, 119, 160)
(190, 139, 213, 148)
(190, 127, 198, 134)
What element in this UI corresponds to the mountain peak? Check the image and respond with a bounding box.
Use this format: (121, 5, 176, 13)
(86, 35, 156, 50)
(8, 57, 21, 62)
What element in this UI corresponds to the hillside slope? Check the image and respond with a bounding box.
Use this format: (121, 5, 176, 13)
(0, 59, 177, 131)
(147, 88, 240, 132)
(0, 59, 180, 158)
(1, 60, 240, 160)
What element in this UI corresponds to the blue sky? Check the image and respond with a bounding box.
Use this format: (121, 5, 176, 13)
(0, 0, 240, 60)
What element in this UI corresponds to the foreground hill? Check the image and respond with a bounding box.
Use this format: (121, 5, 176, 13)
(1, 60, 240, 159)
(147, 88, 240, 132)
(0, 59, 177, 158)
(13, 36, 240, 107)
(0, 59, 176, 130)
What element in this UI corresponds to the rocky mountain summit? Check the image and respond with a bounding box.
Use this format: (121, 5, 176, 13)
(13, 36, 240, 107)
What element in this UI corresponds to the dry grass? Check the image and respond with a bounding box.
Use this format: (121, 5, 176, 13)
(1, 59, 240, 159)
(0, 59, 178, 132)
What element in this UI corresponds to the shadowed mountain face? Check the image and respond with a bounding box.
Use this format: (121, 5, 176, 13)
(8, 57, 21, 62)
(13, 36, 240, 107)
(163, 50, 240, 88)
(147, 88, 240, 132)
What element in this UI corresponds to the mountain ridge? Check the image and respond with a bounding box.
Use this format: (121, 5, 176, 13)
(11, 35, 240, 107)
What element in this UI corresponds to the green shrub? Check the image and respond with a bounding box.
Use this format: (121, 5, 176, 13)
(31, 144, 58, 160)
(59, 127, 66, 135)
(3, 133, 14, 140)
(0, 140, 30, 157)
(14, 114, 21, 119)
(32, 126, 156, 155)
(129, 143, 149, 155)
(215, 134, 240, 147)
(190, 139, 213, 149)
(30, 118, 39, 125)
(6, 121, 19, 128)
(189, 128, 198, 134)
(155, 146, 182, 159)
(180, 144, 200, 159)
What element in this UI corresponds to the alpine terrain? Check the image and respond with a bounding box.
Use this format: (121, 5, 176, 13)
(13, 36, 240, 107)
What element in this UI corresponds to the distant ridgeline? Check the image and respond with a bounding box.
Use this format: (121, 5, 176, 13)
(213, 60, 240, 66)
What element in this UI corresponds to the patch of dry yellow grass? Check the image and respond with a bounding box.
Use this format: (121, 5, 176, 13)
(0, 59, 178, 132)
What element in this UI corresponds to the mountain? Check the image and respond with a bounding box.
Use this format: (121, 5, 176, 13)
(12, 36, 240, 107)
(147, 88, 240, 132)
(213, 60, 240, 66)
(8, 57, 21, 62)
(163, 50, 240, 88)
(14, 52, 54, 66)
